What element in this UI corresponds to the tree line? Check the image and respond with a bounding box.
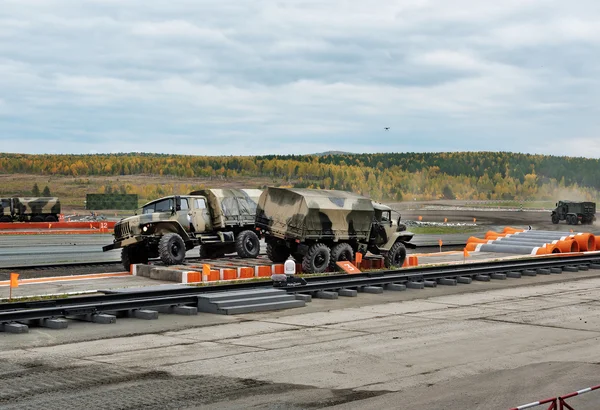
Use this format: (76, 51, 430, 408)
(0, 152, 598, 202)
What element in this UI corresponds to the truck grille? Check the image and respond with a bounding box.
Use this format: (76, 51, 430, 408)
(114, 223, 131, 239)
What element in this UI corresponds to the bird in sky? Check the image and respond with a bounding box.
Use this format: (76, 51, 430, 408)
(384, 127, 390, 131)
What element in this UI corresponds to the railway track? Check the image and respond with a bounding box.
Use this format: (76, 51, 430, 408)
(2, 253, 599, 328)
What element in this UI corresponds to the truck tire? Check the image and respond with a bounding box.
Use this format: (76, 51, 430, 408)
(551, 214, 559, 224)
(0, 216, 11, 222)
(31, 216, 44, 222)
(385, 242, 407, 268)
(266, 242, 290, 263)
(329, 243, 354, 270)
(121, 246, 149, 271)
(302, 243, 330, 274)
(45, 215, 58, 222)
(236, 230, 260, 258)
(158, 233, 186, 265)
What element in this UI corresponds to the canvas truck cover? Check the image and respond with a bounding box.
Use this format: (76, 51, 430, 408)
(256, 187, 375, 241)
(13, 197, 61, 215)
(189, 189, 262, 229)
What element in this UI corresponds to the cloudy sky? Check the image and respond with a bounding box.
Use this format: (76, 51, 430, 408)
(1, 0, 599, 157)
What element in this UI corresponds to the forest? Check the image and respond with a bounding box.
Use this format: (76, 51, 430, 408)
(0, 152, 598, 202)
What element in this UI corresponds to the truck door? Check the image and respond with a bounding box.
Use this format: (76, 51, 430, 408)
(190, 197, 211, 233)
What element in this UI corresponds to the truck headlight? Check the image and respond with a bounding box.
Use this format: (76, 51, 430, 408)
(142, 225, 148, 232)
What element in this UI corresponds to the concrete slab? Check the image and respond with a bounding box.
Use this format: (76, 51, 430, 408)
(475, 275, 490, 282)
(490, 273, 507, 280)
(385, 283, 406, 291)
(129, 309, 159, 320)
(424, 280, 437, 288)
(294, 294, 312, 302)
(537, 268, 551, 275)
(406, 281, 424, 289)
(506, 271, 521, 278)
(578, 264, 590, 271)
(550, 267, 563, 274)
(0, 322, 28, 333)
(40, 318, 69, 329)
(361, 286, 383, 294)
(522, 269, 537, 276)
(438, 278, 457, 286)
(564, 266, 579, 272)
(338, 289, 358, 297)
(314, 291, 338, 300)
(457, 276, 472, 284)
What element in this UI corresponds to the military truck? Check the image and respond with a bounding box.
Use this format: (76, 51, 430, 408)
(551, 200, 596, 225)
(0, 197, 61, 222)
(102, 189, 262, 270)
(255, 188, 415, 273)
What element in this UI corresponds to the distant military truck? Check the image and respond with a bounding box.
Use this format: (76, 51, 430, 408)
(0, 197, 61, 222)
(102, 189, 262, 270)
(551, 200, 596, 225)
(255, 188, 415, 273)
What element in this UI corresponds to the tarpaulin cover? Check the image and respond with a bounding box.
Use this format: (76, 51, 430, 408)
(190, 189, 262, 228)
(256, 187, 374, 240)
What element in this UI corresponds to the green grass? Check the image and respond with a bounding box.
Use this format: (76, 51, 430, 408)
(408, 225, 480, 235)
(0, 293, 70, 304)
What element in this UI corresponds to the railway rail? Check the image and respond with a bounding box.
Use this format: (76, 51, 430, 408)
(1, 253, 599, 325)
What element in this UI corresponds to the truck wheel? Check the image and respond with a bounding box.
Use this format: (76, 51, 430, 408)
(551, 214, 559, 224)
(302, 243, 330, 274)
(158, 233, 186, 265)
(45, 215, 58, 222)
(236, 230, 260, 258)
(0, 216, 11, 223)
(121, 246, 149, 271)
(329, 243, 354, 270)
(31, 216, 44, 222)
(266, 242, 290, 263)
(385, 242, 407, 268)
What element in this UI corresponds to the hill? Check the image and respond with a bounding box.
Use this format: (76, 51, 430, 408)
(0, 152, 598, 203)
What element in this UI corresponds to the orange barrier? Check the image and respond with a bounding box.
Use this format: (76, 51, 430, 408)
(503, 227, 524, 234)
(239, 267, 254, 278)
(574, 233, 596, 252)
(466, 242, 479, 252)
(221, 268, 237, 280)
(467, 236, 489, 244)
(554, 239, 579, 253)
(0, 229, 112, 235)
(485, 231, 508, 239)
(0, 221, 115, 230)
(0, 272, 130, 287)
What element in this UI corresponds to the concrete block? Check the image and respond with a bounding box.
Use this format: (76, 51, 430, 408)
(294, 294, 312, 302)
(130, 309, 159, 320)
(457, 276, 472, 284)
(361, 286, 384, 294)
(156, 305, 176, 314)
(563, 266, 579, 272)
(550, 267, 563, 274)
(174, 306, 198, 315)
(475, 275, 490, 282)
(537, 268, 551, 275)
(385, 283, 406, 291)
(86, 313, 116, 324)
(424, 280, 437, 288)
(438, 278, 457, 286)
(506, 271, 522, 278)
(406, 281, 424, 289)
(0, 323, 29, 333)
(521, 269, 537, 276)
(41, 318, 68, 329)
(578, 265, 590, 271)
(589, 263, 600, 270)
(315, 291, 338, 300)
(338, 289, 358, 297)
(490, 273, 507, 280)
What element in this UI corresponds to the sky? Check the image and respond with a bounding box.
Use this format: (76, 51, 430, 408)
(1, 0, 600, 157)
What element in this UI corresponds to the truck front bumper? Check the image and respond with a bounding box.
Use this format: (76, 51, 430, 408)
(102, 236, 144, 252)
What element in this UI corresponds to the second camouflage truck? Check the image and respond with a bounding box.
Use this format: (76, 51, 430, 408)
(0, 197, 61, 222)
(255, 187, 415, 273)
(103, 189, 263, 270)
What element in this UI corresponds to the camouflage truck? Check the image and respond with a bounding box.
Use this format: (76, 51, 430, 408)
(551, 200, 596, 225)
(255, 188, 415, 273)
(102, 189, 262, 270)
(0, 197, 61, 222)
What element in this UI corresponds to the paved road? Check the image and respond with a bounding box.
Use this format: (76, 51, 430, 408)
(2, 270, 600, 409)
(0, 233, 470, 269)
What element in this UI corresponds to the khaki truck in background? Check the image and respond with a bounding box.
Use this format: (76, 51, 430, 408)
(255, 187, 414, 273)
(103, 189, 262, 270)
(0, 197, 61, 222)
